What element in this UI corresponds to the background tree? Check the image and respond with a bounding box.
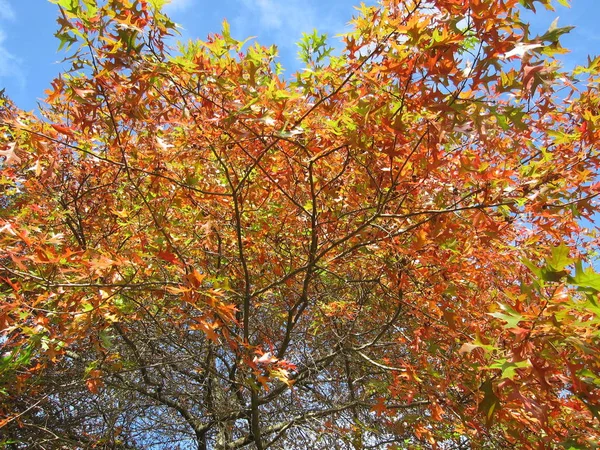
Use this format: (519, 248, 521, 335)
(1, 0, 599, 448)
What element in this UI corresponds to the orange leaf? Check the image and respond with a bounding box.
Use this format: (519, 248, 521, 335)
(86, 370, 103, 394)
(51, 123, 75, 138)
(185, 269, 205, 288)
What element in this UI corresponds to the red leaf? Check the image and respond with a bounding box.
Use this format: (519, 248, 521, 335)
(372, 397, 387, 417)
(157, 249, 181, 265)
(522, 64, 547, 91)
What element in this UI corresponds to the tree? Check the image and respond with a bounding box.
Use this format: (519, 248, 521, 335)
(1, 0, 599, 448)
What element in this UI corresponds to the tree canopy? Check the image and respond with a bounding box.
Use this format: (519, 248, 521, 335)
(1, 0, 600, 448)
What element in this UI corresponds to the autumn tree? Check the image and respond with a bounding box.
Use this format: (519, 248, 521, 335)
(1, 0, 599, 448)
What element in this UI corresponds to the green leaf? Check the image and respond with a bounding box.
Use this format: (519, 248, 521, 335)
(488, 359, 531, 380)
(579, 396, 600, 421)
(0, 345, 34, 372)
(578, 369, 600, 387)
(539, 24, 575, 44)
(541, 268, 568, 283)
(222, 19, 231, 41)
(568, 261, 600, 292)
(150, 0, 169, 10)
(574, 56, 600, 75)
(80, 0, 98, 18)
(522, 258, 541, 278)
(478, 379, 500, 426)
(458, 334, 498, 356)
(55, 31, 78, 52)
(489, 303, 525, 329)
(51, 0, 79, 13)
(297, 30, 333, 67)
(547, 243, 574, 272)
(273, 90, 294, 100)
(561, 440, 588, 450)
(548, 129, 575, 145)
(99, 330, 113, 349)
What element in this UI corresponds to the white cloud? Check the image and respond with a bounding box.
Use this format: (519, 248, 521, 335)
(0, 30, 24, 88)
(246, 0, 316, 33)
(0, 0, 15, 21)
(0, 1, 24, 89)
(251, 0, 286, 29)
(164, 0, 194, 13)
(235, 0, 319, 53)
(232, 0, 362, 73)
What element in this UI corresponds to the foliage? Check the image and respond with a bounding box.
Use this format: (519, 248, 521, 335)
(1, 0, 599, 448)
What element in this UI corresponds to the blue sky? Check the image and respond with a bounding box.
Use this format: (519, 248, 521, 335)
(0, 0, 598, 111)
